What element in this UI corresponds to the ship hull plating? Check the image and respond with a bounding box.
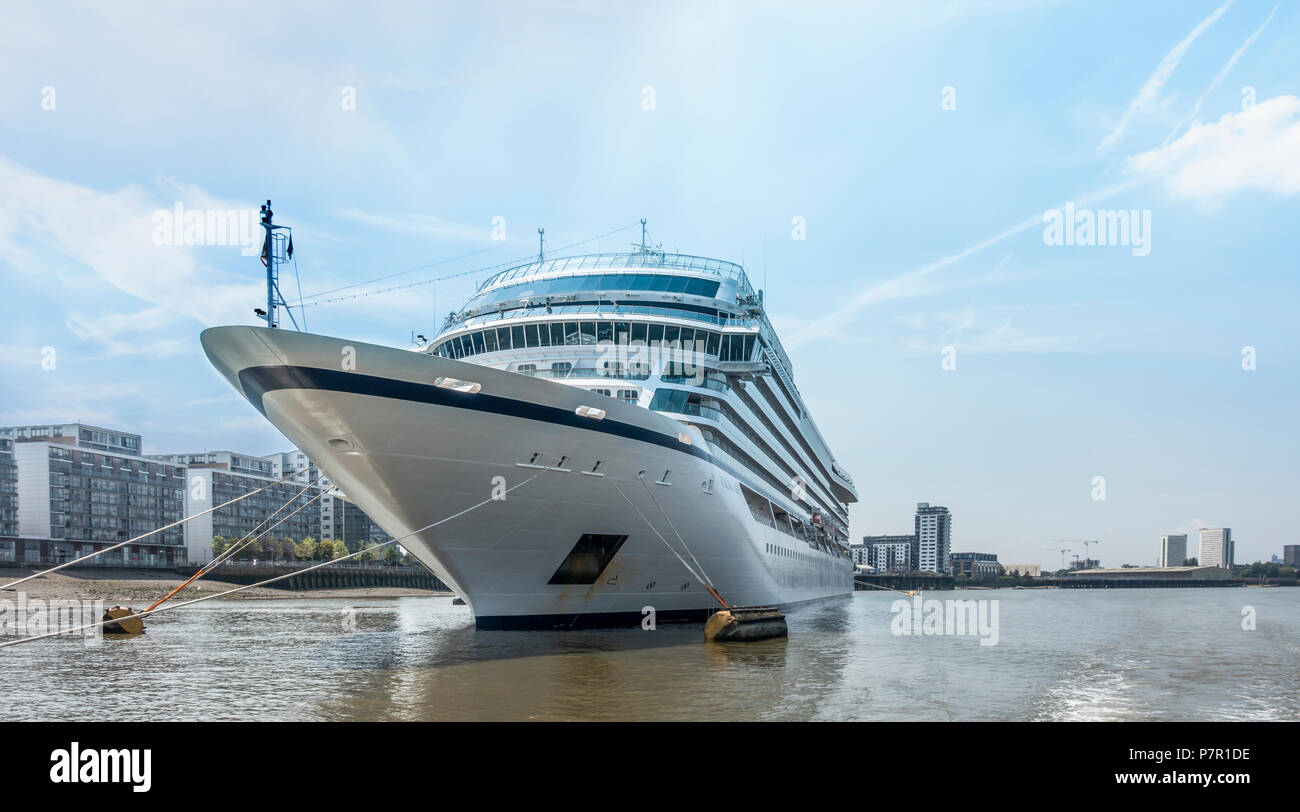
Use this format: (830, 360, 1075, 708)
(201, 326, 852, 628)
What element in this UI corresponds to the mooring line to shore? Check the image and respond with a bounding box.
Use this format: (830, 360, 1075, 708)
(0, 469, 307, 593)
(0, 470, 550, 650)
(201, 473, 328, 573)
(853, 579, 914, 594)
(145, 474, 331, 613)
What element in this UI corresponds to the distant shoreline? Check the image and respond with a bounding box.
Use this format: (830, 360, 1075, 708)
(0, 567, 452, 603)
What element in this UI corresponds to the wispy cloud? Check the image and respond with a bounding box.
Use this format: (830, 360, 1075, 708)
(64, 306, 194, 360)
(1163, 2, 1281, 146)
(0, 156, 264, 327)
(0, 381, 145, 428)
(895, 309, 1087, 355)
(1096, 0, 1234, 155)
(335, 208, 492, 243)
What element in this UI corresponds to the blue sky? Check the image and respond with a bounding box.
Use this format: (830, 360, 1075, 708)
(1, 0, 1297, 568)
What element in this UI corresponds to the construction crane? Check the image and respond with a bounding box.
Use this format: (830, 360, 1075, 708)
(1082, 540, 1100, 566)
(1040, 547, 1071, 570)
(1055, 539, 1100, 569)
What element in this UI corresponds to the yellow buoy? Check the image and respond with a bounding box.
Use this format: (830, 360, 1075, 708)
(102, 606, 145, 636)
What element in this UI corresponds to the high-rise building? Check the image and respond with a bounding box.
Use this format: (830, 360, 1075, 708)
(262, 449, 390, 550)
(331, 494, 393, 550)
(1159, 534, 1188, 567)
(914, 502, 952, 574)
(1198, 528, 1234, 569)
(0, 436, 20, 545)
(1284, 545, 1299, 567)
(860, 534, 914, 572)
(2, 424, 186, 566)
(148, 450, 324, 565)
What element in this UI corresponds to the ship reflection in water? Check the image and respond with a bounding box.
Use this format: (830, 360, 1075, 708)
(2, 589, 1297, 721)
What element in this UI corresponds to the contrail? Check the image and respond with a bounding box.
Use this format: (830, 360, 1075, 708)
(1096, 0, 1234, 155)
(785, 180, 1143, 349)
(1163, 2, 1281, 147)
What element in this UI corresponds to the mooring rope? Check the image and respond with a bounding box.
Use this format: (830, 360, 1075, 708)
(0, 470, 549, 650)
(606, 474, 728, 609)
(0, 469, 306, 592)
(636, 472, 714, 589)
(144, 474, 331, 613)
(203, 474, 328, 573)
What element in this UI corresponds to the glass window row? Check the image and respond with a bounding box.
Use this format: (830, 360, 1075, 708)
(432, 321, 756, 363)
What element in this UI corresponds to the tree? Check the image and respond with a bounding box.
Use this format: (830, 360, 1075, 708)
(295, 536, 318, 561)
(280, 538, 296, 562)
(1182, 557, 1198, 566)
(211, 536, 229, 559)
(316, 539, 347, 561)
(384, 544, 401, 565)
(357, 540, 376, 564)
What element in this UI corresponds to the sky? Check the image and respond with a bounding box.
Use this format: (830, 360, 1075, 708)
(1, 0, 1297, 569)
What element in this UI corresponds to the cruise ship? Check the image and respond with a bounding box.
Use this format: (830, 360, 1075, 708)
(201, 232, 858, 628)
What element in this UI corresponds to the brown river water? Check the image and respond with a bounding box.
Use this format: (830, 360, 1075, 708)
(2, 588, 1297, 721)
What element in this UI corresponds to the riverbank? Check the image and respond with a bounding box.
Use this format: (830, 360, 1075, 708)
(0, 567, 451, 603)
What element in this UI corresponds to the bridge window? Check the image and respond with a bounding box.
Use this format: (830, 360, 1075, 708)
(649, 388, 689, 413)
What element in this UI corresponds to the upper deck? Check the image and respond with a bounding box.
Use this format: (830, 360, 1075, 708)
(476, 250, 754, 297)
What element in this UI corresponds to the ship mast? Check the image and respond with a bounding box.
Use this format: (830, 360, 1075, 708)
(258, 199, 299, 330)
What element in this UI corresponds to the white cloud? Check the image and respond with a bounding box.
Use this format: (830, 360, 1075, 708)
(1125, 95, 1300, 203)
(1096, 0, 1234, 156)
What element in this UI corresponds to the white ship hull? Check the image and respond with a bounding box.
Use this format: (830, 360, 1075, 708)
(201, 326, 852, 628)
